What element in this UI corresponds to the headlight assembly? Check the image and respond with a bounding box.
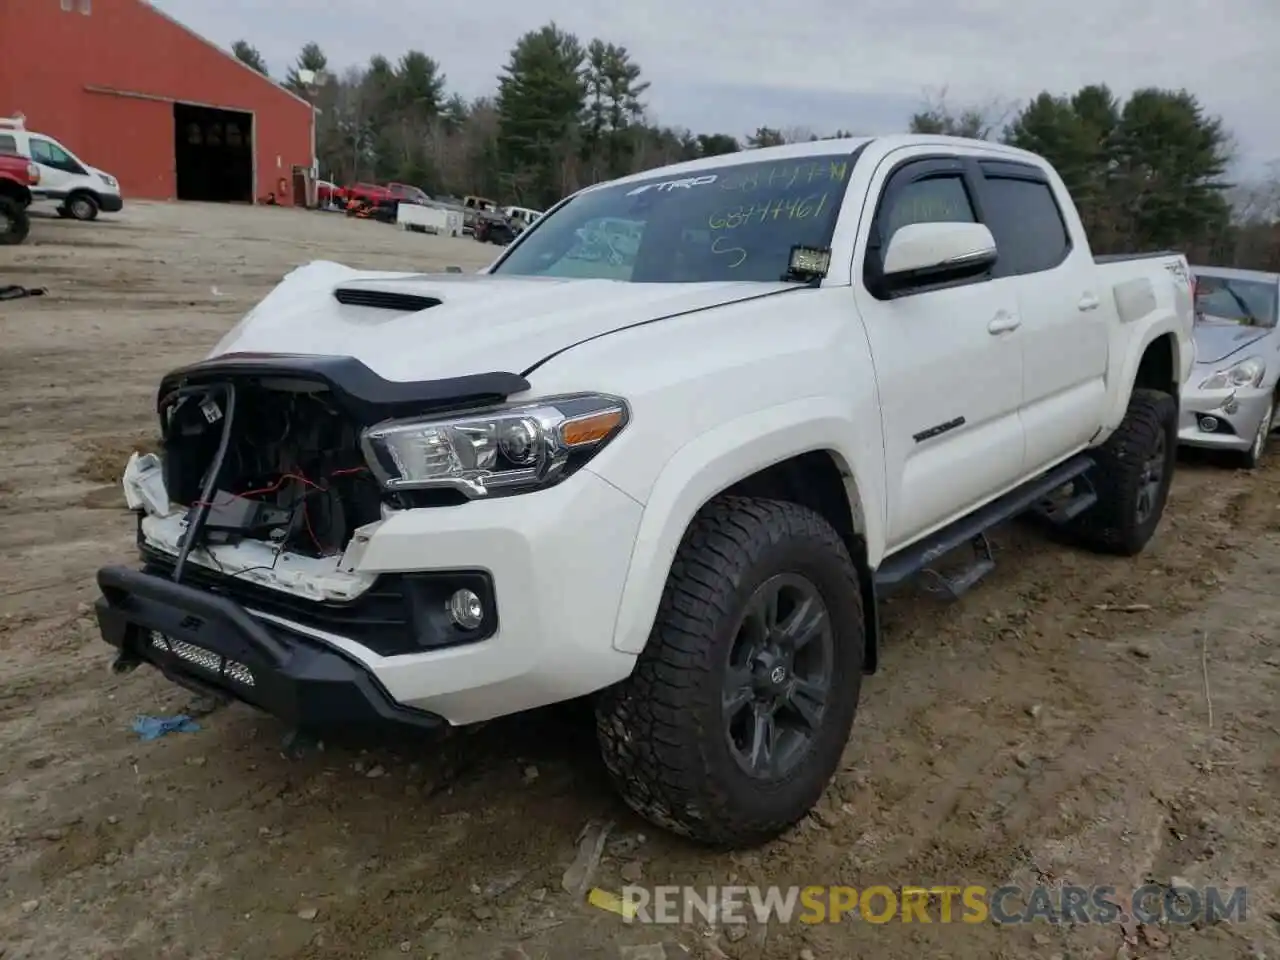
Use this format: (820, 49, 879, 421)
(360, 393, 628, 497)
(1199, 356, 1264, 390)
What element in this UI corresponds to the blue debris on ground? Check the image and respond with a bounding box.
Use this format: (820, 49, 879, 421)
(132, 714, 201, 741)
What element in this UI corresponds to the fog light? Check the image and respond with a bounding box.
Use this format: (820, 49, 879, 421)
(447, 588, 484, 629)
(1199, 416, 1219, 432)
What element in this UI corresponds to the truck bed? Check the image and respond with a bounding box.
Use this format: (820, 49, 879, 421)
(1094, 250, 1182, 264)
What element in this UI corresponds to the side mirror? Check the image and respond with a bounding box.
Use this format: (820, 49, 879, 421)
(881, 221, 997, 289)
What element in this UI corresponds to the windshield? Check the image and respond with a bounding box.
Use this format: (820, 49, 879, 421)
(490, 152, 858, 283)
(1194, 274, 1278, 328)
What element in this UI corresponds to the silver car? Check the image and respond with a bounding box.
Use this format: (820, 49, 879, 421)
(1178, 266, 1280, 468)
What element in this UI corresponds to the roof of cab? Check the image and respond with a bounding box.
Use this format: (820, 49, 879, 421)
(584, 134, 1051, 194)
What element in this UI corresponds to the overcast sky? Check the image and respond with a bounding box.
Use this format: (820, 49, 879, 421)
(155, 0, 1279, 179)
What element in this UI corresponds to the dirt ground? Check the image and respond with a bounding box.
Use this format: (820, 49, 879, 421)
(1, 202, 1278, 960)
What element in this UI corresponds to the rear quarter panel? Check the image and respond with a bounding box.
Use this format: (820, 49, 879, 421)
(1096, 255, 1195, 434)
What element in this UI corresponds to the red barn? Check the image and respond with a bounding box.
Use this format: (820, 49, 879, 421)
(0, 0, 316, 204)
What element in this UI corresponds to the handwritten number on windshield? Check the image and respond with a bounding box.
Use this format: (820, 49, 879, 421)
(719, 160, 847, 192)
(711, 236, 747, 268)
(708, 193, 829, 230)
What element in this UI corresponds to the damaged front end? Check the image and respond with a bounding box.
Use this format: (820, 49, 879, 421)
(95, 354, 529, 728)
(149, 375, 384, 595)
(141, 354, 526, 593)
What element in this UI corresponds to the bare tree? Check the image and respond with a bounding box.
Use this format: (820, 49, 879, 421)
(1230, 160, 1280, 224)
(909, 85, 1016, 140)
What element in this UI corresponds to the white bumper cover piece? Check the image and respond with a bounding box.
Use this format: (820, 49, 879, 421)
(139, 468, 645, 725)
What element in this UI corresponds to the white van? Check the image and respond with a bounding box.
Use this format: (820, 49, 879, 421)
(0, 116, 123, 221)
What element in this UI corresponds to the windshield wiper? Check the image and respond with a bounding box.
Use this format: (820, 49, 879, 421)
(1223, 286, 1260, 326)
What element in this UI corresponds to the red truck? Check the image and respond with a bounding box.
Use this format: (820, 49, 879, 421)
(340, 181, 432, 211)
(0, 153, 39, 244)
(341, 182, 393, 208)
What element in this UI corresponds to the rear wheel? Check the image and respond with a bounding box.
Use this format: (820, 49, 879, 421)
(0, 196, 30, 245)
(66, 192, 99, 221)
(1067, 388, 1177, 555)
(595, 496, 865, 848)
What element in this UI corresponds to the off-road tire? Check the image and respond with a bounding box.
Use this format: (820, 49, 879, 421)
(67, 192, 99, 221)
(0, 196, 29, 245)
(1068, 388, 1177, 556)
(595, 496, 865, 848)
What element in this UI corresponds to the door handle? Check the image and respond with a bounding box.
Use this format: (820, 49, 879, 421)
(988, 312, 1021, 334)
(1078, 293, 1100, 312)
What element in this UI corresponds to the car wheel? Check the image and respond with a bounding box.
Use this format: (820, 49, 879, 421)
(1067, 388, 1178, 556)
(1241, 397, 1275, 470)
(595, 496, 865, 848)
(0, 196, 30, 245)
(67, 193, 99, 221)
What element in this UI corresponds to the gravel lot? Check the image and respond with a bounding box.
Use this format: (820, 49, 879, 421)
(1, 202, 1278, 960)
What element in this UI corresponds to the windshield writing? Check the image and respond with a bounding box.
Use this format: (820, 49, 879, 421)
(1194, 276, 1278, 328)
(490, 154, 857, 283)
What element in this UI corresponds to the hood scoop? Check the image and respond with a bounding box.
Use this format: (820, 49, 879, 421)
(333, 287, 442, 312)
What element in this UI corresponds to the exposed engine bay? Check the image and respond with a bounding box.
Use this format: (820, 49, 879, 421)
(160, 380, 383, 560)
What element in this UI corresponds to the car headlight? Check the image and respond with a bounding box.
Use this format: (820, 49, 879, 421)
(360, 393, 628, 497)
(98, 173, 118, 188)
(1199, 356, 1265, 390)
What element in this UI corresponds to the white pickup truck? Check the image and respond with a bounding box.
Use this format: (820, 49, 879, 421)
(96, 134, 1194, 848)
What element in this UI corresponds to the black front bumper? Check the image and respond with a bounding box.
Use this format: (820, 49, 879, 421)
(98, 194, 123, 213)
(95, 565, 445, 731)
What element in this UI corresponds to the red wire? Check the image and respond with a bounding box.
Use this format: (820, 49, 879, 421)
(301, 502, 323, 552)
(192, 467, 366, 508)
(294, 466, 325, 554)
(188, 465, 368, 555)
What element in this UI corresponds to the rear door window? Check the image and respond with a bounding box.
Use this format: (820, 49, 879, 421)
(978, 168, 1072, 276)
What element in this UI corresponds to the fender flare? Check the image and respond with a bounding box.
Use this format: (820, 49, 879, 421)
(605, 396, 884, 655)
(1102, 321, 1187, 434)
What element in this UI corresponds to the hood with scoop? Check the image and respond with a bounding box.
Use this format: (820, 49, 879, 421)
(209, 260, 795, 382)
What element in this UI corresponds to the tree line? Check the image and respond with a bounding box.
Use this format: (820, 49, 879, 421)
(230, 29, 1280, 270)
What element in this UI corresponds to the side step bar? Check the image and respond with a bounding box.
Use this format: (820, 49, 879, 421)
(874, 454, 1095, 599)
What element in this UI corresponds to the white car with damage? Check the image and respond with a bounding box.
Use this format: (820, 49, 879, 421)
(98, 134, 1194, 848)
(1178, 265, 1280, 469)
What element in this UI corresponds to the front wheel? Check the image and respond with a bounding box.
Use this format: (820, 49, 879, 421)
(1240, 396, 1274, 470)
(1067, 388, 1178, 556)
(66, 192, 99, 221)
(595, 496, 865, 848)
(0, 196, 30, 245)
